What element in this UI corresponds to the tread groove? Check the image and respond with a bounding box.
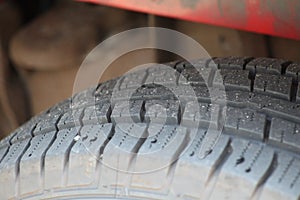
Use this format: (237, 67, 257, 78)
(205, 138, 233, 199)
(62, 128, 81, 186)
(249, 70, 256, 92)
(290, 79, 299, 102)
(0, 147, 9, 164)
(117, 76, 126, 91)
(140, 101, 146, 123)
(15, 124, 37, 198)
(41, 114, 63, 190)
(217, 105, 225, 130)
(208, 65, 217, 88)
(173, 60, 186, 85)
(97, 124, 116, 170)
(242, 57, 255, 70)
(92, 124, 116, 188)
(77, 108, 85, 127)
(15, 138, 32, 198)
(263, 117, 272, 142)
(0, 122, 38, 165)
(106, 105, 112, 123)
(166, 128, 191, 184)
(177, 104, 182, 125)
(140, 67, 149, 87)
(281, 61, 293, 75)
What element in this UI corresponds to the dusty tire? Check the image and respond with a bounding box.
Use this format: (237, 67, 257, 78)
(0, 57, 300, 200)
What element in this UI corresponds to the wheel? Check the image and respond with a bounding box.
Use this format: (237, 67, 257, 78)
(0, 57, 299, 200)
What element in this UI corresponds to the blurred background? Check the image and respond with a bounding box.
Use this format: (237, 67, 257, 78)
(0, 0, 299, 139)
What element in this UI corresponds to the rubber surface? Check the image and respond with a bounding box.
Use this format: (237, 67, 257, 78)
(0, 57, 300, 200)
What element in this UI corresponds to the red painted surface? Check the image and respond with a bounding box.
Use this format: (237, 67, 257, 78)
(80, 0, 300, 40)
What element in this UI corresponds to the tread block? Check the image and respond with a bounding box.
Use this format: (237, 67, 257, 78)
(48, 98, 71, 114)
(10, 119, 39, 144)
(11, 128, 32, 144)
(286, 62, 300, 80)
(260, 153, 300, 200)
(224, 107, 266, 139)
(220, 69, 251, 91)
(19, 132, 56, 196)
(144, 100, 180, 124)
(255, 97, 300, 121)
(269, 118, 300, 149)
(0, 138, 30, 169)
(211, 139, 274, 200)
(171, 85, 211, 102)
(254, 73, 292, 100)
(33, 113, 61, 135)
(44, 127, 80, 189)
(111, 100, 144, 124)
(57, 108, 84, 129)
(95, 79, 121, 101)
(176, 59, 209, 70)
(100, 123, 147, 188)
(136, 85, 178, 100)
(119, 70, 147, 90)
(110, 89, 134, 102)
(139, 125, 180, 153)
(225, 90, 300, 121)
(0, 147, 8, 163)
(68, 124, 113, 187)
(112, 86, 178, 103)
(182, 101, 219, 128)
(131, 124, 187, 190)
(213, 56, 252, 70)
(115, 85, 211, 103)
(145, 65, 177, 86)
(71, 87, 96, 108)
(171, 131, 230, 198)
(0, 133, 15, 148)
(178, 61, 211, 85)
(246, 57, 286, 74)
(82, 102, 111, 125)
(0, 138, 30, 199)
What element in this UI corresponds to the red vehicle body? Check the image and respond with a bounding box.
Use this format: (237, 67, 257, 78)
(81, 0, 300, 40)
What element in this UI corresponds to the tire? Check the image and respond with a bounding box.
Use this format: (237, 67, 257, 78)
(0, 57, 300, 200)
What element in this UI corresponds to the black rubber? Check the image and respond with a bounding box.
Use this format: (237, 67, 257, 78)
(0, 57, 300, 200)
